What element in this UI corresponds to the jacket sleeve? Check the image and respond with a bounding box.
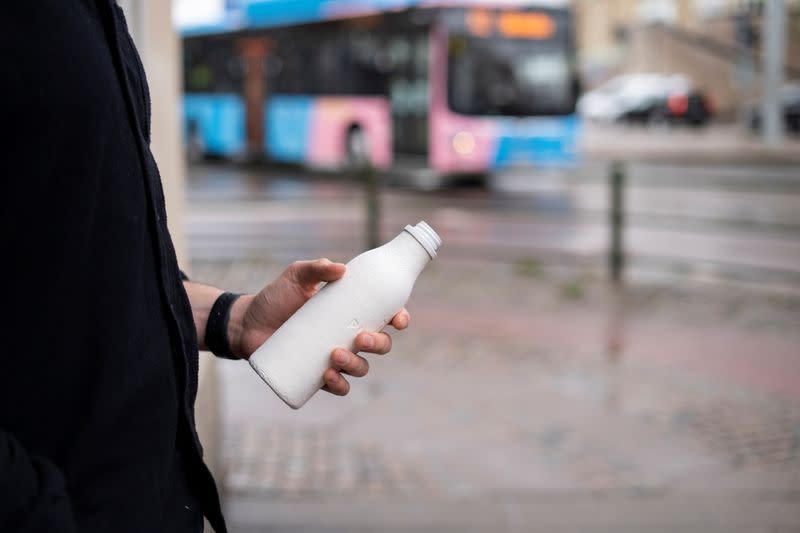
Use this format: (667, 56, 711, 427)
(0, 431, 77, 533)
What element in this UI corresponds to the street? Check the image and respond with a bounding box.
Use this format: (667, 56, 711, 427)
(187, 161, 800, 290)
(186, 161, 800, 532)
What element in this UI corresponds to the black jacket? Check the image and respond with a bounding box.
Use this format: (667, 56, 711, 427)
(0, 2, 226, 531)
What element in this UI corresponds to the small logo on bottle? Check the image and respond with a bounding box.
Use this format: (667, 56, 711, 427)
(347, 318, 360, 329)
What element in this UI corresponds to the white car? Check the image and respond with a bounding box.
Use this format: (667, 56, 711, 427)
(577, 73, 691, 123)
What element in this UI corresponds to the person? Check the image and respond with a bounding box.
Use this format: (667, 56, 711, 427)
(0, 2, 409, 532)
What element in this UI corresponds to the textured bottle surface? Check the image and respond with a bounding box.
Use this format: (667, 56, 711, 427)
(249, 222, 441, 408)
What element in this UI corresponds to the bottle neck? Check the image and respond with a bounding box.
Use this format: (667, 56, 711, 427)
(404, 222, 440, 259)
(385, 231, 431, 279)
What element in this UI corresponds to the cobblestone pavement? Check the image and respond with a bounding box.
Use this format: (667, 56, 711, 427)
(191, 259, 800, 532)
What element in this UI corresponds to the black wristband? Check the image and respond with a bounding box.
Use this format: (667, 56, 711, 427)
(204, 292, 242, 359)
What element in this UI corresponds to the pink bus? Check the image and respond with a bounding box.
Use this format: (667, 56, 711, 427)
(183, 1, 580, 175)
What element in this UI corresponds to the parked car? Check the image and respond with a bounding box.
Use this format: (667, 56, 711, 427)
(578, 73, 713, 126)
(749, 82, 800, 136)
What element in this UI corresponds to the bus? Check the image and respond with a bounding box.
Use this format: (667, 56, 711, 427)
(182, 0, 580, 175)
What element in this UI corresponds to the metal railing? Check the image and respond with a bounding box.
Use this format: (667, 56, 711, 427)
(355, 158, 800, 289)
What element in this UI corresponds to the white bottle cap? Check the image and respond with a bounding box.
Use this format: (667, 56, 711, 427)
(404, 221, 442, 259)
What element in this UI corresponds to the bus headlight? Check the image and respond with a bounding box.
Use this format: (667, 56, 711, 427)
(452, 131, 476, 156)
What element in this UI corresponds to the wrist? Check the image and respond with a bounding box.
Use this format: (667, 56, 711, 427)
(227, 293, 254, 359)
(204, 292, 245, 359)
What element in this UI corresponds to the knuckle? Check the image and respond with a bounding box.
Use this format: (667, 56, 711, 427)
(287, 260, 302, 278)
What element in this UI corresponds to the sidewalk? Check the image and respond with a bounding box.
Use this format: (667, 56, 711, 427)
(192, 260, 800, 532)
(582, 124, 800, 164)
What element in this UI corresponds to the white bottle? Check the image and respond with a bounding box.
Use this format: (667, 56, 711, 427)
(249, 221, 442, 409)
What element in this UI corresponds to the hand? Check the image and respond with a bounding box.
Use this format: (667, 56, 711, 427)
(228, 258, 411, 396)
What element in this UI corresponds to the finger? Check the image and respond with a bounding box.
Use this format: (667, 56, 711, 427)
(332, 348, 370, 377)
(291, 258, 346, 288)
(390, 309, 411, 330)
(355, 331, 392, 355)
(322, 368, 350, 396)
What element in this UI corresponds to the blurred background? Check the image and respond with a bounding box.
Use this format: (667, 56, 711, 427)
(127, 0, 799, 531)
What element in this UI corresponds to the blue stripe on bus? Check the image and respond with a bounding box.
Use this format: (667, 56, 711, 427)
(265, 95, 313, 163)
(493, 115, 580, 169)
(183, 93, 245, 156)
(244, 1, 414, 29)
(182, 1, 561, 35)
(246, 0, 329, 28)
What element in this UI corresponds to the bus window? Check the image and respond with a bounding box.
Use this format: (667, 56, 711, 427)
(184, 37, 242, 93)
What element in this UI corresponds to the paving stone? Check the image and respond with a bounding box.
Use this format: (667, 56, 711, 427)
(195, 259, 800, 529)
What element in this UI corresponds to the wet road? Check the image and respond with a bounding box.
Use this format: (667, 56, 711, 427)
(186, 162, 800, 290)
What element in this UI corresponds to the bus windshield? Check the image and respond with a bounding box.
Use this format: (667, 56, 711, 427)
(446, 2, 577, 116)
(448, 33, 574, 117)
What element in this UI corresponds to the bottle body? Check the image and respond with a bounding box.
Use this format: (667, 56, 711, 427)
(249, 222, 441, 409)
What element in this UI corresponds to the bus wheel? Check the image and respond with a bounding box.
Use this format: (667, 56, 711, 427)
(345, 125, 370, 169)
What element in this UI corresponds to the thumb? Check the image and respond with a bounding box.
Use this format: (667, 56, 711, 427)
(290, 258, 346, 288)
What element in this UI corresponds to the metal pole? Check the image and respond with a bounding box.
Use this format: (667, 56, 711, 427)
(609, 161, 625, 283)
(735, 12, 756, 129)
(363, 166, 381, 250)
(762, 0, 786, 146)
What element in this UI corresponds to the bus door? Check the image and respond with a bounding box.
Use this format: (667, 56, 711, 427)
(238, 36, 271, 159)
